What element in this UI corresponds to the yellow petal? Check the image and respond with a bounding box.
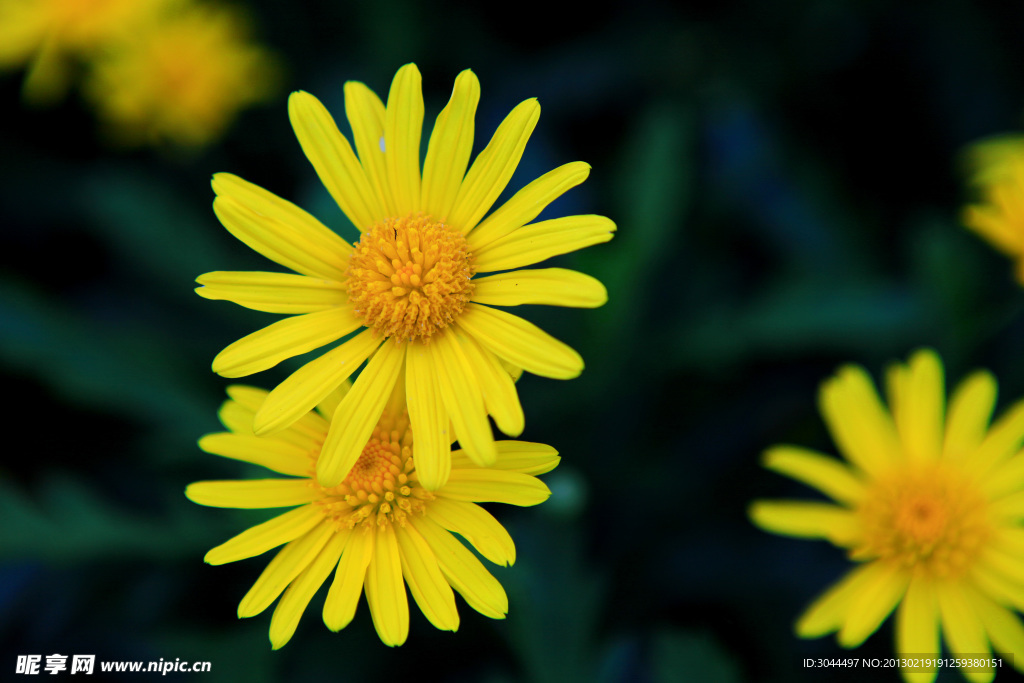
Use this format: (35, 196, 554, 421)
(818, 365, 901, 476)
(238, 520, 335, 618)
(316, 380, 353, 422)
(468, 161, 591, 249)
(288, 91, 384, 229)
(383, 64, 424, 216)
(836, 565, 909, 647)
(395, 523, 459, 632)
(937, 583, 994, 683)
(970, 399, 1024, 475)
(317, 341, 406, 487)
(212, 307, 359, 378)
(344, 80, 396, 218)
(198, 433, 311, 477)
(421, 69, 480, 221)
(411, 516, 507, 619)
(973, 594, 1024, 674)
(364, 524, 409, 647)
(195, 271, 347, 314)
(452, 441, 559, 475)
(471, 268, 607, 308)
(452, 331, 524, 437)
(185, 479, 319, 509)
(796, 563, 879, 638)
(456, 303, 583, 380)
(944, 370, 997, 459)
(748, 500, 858, 545)
(406, 343, 451, 491)
(269, 529, 348, 649)
(253, 329, 382, 436)
(211, 189, 349, 281)
(205, 505, 325, 565)
(431, 330, 497, 467)
(323, 527, 374, 631)
(473, 214, 616, 273)
(449, 98, 540, 234)
(761, 446, 865, 505)
(896, 577, 940, 683)
(441, 468, 551, 507)
(887, 350, 944, 463)
(427, 497, 515, 566)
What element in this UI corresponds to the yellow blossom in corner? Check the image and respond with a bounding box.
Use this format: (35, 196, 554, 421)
(187, 383, 559, 647)
(962, 135, 1024, 284)
(196, 64, 614, 491)
(83, 2, 281, 148)
(751, 349, 1024, 683)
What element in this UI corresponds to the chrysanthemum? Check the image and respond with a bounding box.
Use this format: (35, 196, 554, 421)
(197, 64, 613, 490)
(751, 350, 1024, 683)
(0, 0, 167, 103)
(186, 383, 558, 648)
(83, 2, 280, 148)
(962, 136, 1024, 284)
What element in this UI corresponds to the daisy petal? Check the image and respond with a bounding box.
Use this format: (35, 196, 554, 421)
(238, 520, 335, 618)
(796, 563, 879, 638)
(945, 370, 997, 459)
(422, 69, 480, 221)
(748, 500, 858, 545)
(473, 214, 616, 273)
(395, 523, 459, 632)
(896, 578, 940, 683)
(468, 161, 591, 249)
(441, 469, 551, 507)
(211, 195, 349, 281)
(198, 433, 311, 477)
(365, 524, 409, 647)
(253, 329, 382, 436)
(318, 341, 406, 487)
(449, 98, 541, 234)
(344, 80, 396, 217)
(456, 303, 583, 380)
(431, 329, 497, 467)
(323, 528, 374, 631)
(471, 268, 608, 308)
(836, 565, 909, 647)
(454, 331, 524, 437)
(384, 64, 424, 215)
(212, 307, 358, 378)
(288, 91, 384, 229)
(196, 271, 347, 314)
(452, 441, 560, 475)
(186, 479, 320, 509)
(411, 516, 507, 619)
(205, 505, 325, 566)
(427, 497, 515, 566)
(406, 343, 450, 491)
(887, 350, 944, 463)
(937, 584, 993, 683)
(818, 365, 901, 476)
(971, 400, 1024, 474)
(974, 595, 1024, 673)
(761, 446, 864, 505)
(269, 530, 348, 649)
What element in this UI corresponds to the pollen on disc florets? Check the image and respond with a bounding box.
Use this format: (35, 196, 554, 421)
(346, 213, 475, 343)
(851, 464, 992, 578)
(312, 409, 433, 529)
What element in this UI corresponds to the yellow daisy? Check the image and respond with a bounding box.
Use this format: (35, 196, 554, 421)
(83, 2, 280, 148)
(751, 350, 1024, 683)
(0, 0, 169, 104)
(186, 382, 558, 648)
(962, 136, 1024, 284)
(197, 63, 614, 490)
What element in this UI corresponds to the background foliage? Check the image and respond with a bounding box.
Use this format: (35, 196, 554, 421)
(3, 0, 1024, 681)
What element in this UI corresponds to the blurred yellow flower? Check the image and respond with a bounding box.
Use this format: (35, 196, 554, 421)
(751, 350, 1024, 683)
(187, 383, 559, 648)
(197, 63, 613, 491)
(962, 135, 1024, 284)
(0, 0, 166, 103)
(84, 2, 280, 148)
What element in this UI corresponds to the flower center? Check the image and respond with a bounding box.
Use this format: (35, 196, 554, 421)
(312, 409, 433, 528)
(346, 214, 475, 342)
(852, 464, 991, 577)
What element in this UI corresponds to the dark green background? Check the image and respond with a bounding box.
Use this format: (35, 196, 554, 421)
(3, 0, 1024, 680)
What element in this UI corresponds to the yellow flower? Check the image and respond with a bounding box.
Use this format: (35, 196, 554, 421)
(197, 64, 613, 490)
(962, 135, 1024, 284)
(186, 383, 558, 648)
(0, 0, 167, 103)
(750, 350, 1024, 683)
(83, 2, 280, 148)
